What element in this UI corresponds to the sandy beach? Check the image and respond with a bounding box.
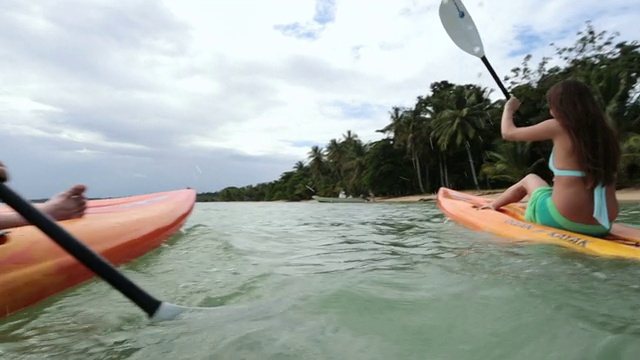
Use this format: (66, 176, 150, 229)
(375, 187, 640, 203)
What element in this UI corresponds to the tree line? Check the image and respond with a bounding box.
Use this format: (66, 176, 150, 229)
(197, 22, 640, 202)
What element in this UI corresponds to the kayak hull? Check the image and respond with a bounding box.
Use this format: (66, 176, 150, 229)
(0, 188, 196, 319)
(437, 187, 640, 261)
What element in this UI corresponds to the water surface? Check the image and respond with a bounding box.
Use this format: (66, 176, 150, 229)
(2, 201, 640, 359)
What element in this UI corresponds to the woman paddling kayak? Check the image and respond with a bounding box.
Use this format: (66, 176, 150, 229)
(478, 79, 621, 237)
(0, 161, 87, 229)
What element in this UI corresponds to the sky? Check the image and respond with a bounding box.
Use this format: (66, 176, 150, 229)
(0, 0, 639, 199)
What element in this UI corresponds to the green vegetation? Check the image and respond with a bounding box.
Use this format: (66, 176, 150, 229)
(197, 22, 640, 202)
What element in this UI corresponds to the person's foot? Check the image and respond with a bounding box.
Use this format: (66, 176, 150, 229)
(0, 160, 8, 182)
(474, 203, 496, 210)
(40, 184, 88, 221)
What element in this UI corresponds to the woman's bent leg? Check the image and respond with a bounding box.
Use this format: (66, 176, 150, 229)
(487, 174, 549, 210)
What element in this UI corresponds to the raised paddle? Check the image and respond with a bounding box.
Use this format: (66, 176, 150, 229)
(0, 182, 195, 322)
(439, 0, 510, 99)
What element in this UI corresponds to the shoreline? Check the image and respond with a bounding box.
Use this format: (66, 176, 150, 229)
(198, 187, 640, 203)
(373, 187, 640, 203)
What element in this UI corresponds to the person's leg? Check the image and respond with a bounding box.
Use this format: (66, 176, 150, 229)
(0, 184, 87, 230)
(481, 174, 548, 210)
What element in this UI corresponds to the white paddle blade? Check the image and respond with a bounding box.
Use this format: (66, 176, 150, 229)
(439, 0, 485, 58)
(151, 302, 189, 322)
(150, 302, 219, 322)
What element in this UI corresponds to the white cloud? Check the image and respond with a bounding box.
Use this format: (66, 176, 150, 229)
(0, 0, 638, 197)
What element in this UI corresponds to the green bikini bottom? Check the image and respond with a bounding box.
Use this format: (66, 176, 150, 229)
(524, 186, 610, 237)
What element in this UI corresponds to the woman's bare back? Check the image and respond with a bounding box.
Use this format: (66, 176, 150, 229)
(550, 133, 619, 225)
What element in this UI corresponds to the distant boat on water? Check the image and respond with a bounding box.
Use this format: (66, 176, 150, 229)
(312, 195, 368, 203)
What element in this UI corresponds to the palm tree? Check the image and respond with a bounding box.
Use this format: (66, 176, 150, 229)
(293, 161, 305, 171)
(480, 141, 538, 183)
(620, 133, 640, 184)
(342, 130, 357, 142)
(307, 146, 327, 193)
(424, 81, 459, 189)
(325, 138, 345, 189)
(380, 107, 428, 192)
(362, 139, 416, 196)
(430, 85, 492, 189)
(342, 137, 367, 195)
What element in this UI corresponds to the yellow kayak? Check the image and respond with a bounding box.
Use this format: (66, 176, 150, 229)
(437, 187, 640, 261)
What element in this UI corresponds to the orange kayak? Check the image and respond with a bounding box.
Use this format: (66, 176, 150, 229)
(437, 187, 640, 261)
(0, 188, 196, 319)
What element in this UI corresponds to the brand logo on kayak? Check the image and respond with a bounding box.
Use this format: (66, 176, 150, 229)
(118, 195, 169, 208)
(503, 219, 588, 247)
(547, 232, 588, 247)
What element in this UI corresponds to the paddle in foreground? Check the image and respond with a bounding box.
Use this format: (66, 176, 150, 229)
(0, 182, 198, 322)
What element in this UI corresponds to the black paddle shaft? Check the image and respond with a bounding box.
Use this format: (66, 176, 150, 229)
(0, 183, 161, 317)
(480, 55, 510, 99)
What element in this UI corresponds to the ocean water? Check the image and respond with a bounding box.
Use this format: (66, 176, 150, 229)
(2, 201, 640, 359)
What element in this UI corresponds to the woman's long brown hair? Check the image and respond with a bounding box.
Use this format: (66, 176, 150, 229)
(546, 79, 620, 188)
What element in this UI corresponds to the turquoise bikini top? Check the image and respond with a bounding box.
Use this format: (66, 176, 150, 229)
(549, 148, 610, 229)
